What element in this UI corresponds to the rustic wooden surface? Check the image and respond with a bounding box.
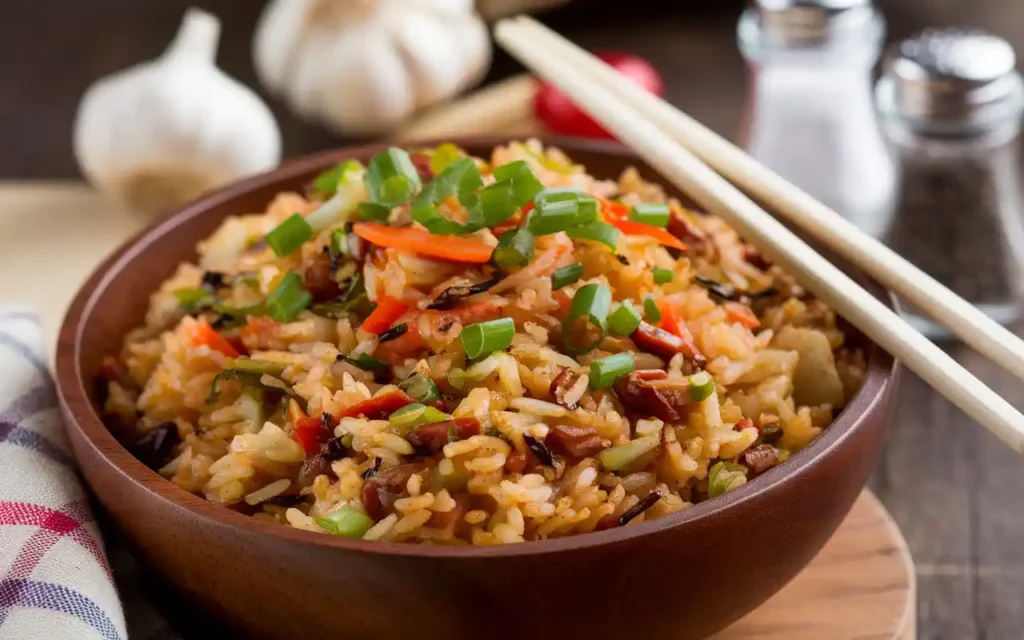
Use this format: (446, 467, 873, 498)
(3, 1, 1024, 638)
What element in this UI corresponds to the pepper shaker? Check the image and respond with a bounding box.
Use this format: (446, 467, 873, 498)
(737, 0, 895, 238)
(875, 29, 1024, 337)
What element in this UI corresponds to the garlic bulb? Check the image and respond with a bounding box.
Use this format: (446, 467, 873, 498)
(253, 0, 491, 136)
(74, 8, 282, 214)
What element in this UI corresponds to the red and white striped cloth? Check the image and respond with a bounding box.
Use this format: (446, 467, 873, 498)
(0, 310, 128, 639)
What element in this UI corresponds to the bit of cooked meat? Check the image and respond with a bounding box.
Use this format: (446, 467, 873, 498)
(546, 424, 605, 459)
(302, 252, 342, 302)
(615, 370, 689, 424)
(427, 493, 471, 531)
(743, 244, 772, 270)
(405, 418, 482, 454)
(361, 463, 428, 520)
(296, 452, 336, 489)
(667, 213, 714, 257)
(549, 367, 585, 410)
(632, 323, 707, 369)
(737, 444, 780, 477)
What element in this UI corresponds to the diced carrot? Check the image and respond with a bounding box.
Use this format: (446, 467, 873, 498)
(657, 300, 704, 361)
(337, 390, 415, 421)
(190, 321, 240, 358)
(723, 302, 760, 329)
(352, 223, 494, 264)
(361, 297, 411, 334)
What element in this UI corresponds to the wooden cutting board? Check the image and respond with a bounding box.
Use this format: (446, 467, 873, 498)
(0, 179, 914, 639)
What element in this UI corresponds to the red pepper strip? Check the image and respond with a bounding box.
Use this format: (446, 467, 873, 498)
(293, 416, 324, 456)
(352, 222, 494, 264)
(723, 302, 761, 329)
(361, 297, 411, 334)
(190, 321, 240, 358)
(337, 390, 416, 421)
(735, 417, 755, 433)
(657, 300, 704, 362)
(599, 198, 687, 251)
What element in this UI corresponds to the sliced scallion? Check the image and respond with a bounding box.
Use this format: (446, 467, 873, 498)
(329, 228, 347, 262)
(173, 288, 215, 311)
(608, 300, 643, 336)
(708, 461, 748, 498)
(311, 159, 363, 200)
(653, 267, 673, 284)
(562, 283, 612, 355)
(429, 143, 463, 175)
(357, 202, 392, 222)
(688, 371, 716, 402)
(265, 272, 312, 322)
(551, 263, 583, 290)
(643, 295, 661, 323)
(529, 199, 579, 235)
(337, 352, 389, 371)
(565, 222, 619, 251)
(411, 157, 483, 234)
(589, 352, 635, 390)
(628, 202, 671, 228)
(265, 213, 314, 257)
(492, 228, 535, 269)
(315, 505, 375, 538)
(364, 148, 421, 206)
(492, 160, 544, 207)
(389, 403, 427, 428)
(475, 179, 517, 227)
(399, 373, 441, 404)
(461, 317, 516, 359)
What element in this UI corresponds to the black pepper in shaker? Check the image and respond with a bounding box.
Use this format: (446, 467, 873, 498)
(875, 28, 1024, 338)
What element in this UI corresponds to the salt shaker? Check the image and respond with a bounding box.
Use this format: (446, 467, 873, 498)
(875, 29, 1024, 337)
(738, 0, 895, 238)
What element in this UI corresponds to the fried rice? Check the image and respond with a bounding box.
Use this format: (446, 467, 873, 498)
(102, 140, 866, 545)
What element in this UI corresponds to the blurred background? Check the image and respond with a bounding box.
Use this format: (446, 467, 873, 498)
(5, 0, 1024, 178)
(4, 1, 1024, 638)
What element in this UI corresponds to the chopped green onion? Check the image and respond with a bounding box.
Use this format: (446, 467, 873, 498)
(492, 160, 544, 207)
(411, 157, 483, 234)
(562, 283, 612, 355)
(628, 202, 671, 228)
(265, 214, 314, 257)
(608, 300, 643, 336)
(534, 187, 586, 204)
(708, 461, 748, 498)
(475, 179, 517, 227)
(589, 352, 635, 390)
(492, 229, 535, 269)
(688, 371, 716, 402)
(461, 317, 516, 359)
(551, 263, 583, 290)
(337, 352, 389, 371)
(315, 505, 375, 538)
(173, 288, 215, 311)
(429, 143, 463, 175)
(398, 373, 440, 404)
(423, 406, 450, 423)
(529, 199, 579, 236)
(311, 160, 363, 199)
(225, 357, 286, 377)
(389, 403, 427, 428)
(364, 148, 421, 206)
(357, 202, 392, 222)
(265, 273, 312, 322)
(576, 195, 599, 225)
(597, 433, 660, 471)
(653, 268, 673, 284)
(329, 228, 347, 262)
(565, 222, 619, 251)
(340, 433, 354, 448)
(643, 295, 661, 323)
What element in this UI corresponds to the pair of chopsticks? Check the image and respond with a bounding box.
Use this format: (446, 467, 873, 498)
(493, 16, 1024, 454)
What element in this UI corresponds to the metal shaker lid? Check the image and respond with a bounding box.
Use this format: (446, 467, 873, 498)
(743, 0, 878, 46)
(876, 29, 1024, 133)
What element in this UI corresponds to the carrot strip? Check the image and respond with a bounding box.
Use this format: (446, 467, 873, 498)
(353, 222, 493, 263)
(190, 321, 240, 358)
(656, 300, 704, 361)
(599, 198, 686, 251)
(361, 297, 411, 334)
(724, 302, 761, 329)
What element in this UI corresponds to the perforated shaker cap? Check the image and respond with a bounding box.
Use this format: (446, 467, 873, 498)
(746, 0, 878, 46)
(876, 28, 1024, 132)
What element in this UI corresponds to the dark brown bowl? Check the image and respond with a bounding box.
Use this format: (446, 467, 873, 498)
(55, 137, 899, 640)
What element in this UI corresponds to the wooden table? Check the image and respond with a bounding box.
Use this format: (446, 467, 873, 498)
(4, 1, 1024, 638)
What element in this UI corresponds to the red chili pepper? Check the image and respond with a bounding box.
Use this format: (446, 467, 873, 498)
(657, 301, 704, 362)
(293, 416, 324, 455)
(361, 297, 411, 334)
(337, 390, 415, 421)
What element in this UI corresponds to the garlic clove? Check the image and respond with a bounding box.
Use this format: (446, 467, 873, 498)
(74, 8, 281, 215)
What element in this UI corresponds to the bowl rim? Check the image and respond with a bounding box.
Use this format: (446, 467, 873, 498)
(56, 135, 898, 559)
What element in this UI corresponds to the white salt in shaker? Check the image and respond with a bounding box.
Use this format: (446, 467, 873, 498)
(875, 29, 1024, 337)
(738, 0, 896, 238)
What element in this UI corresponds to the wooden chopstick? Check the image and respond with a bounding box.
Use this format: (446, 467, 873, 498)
(493, 18, 1024, 454)
(504, 15, 1024, 388)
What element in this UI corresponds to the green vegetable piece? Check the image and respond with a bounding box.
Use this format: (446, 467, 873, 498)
(475, 179, 517, 227)
(429, 143, 463, 175)
(708, 461, 748, 498)
(643, 295, 661, 323)
(173, 287, 215, 311)
(653, 267, 673, 284)
(562, 283, 612, 355)
(608, 300, 643, 336)
(492, 228, 535, 269)
(364, 148, 421, 206)
(597, 434, 660, 472)
(589, 352, 635, 390)
(551, 263, 584, 290)
(492, 160, 544, 207)
(311, 159, 363, 199)
(389, 403, 427, 428)
(461, 317, 516, 359)
(399, 373, 441, 404)
(411, 157, 483, 235)
(628, 202, 671, 228)
(265, 213, 314, 257)
(266, 273, 312, 322)
(315, 505, 375, 538)
(565, 221, 619, 251)
(688, 371, 716, 402)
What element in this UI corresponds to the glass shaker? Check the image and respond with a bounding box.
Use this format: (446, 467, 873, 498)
(875, 29, 1024, 337)
(738, 0, 896, 238)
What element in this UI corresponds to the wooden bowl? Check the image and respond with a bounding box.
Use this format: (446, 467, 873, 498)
(55, 137, 899, 640)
